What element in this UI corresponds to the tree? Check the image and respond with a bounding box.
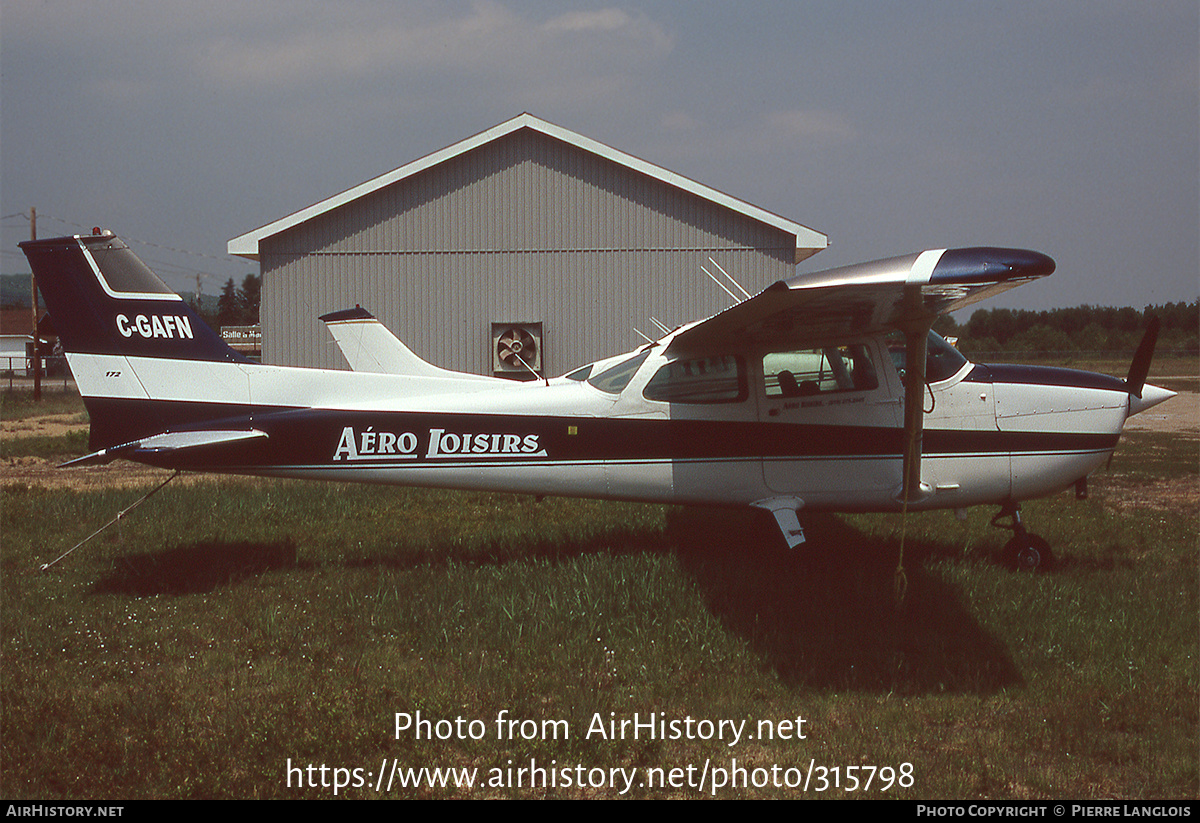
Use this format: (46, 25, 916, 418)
(217, 278, 241, 328)
(240, 274, 261, 325)
(215, 275, 261, 327)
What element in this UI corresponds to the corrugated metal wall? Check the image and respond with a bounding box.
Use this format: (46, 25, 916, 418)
(261, 128, 797, 374)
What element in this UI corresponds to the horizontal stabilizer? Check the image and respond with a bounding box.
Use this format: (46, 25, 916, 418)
(60, 429, 268, 468)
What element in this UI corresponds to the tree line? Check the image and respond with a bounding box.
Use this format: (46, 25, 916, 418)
(933, 301, 1197, 355)
(191, 274, 261, 329)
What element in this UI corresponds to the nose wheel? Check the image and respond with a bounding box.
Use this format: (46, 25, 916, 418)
(991, 502, 1053, 571)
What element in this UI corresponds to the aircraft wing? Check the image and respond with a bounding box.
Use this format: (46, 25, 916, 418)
(667, 248, 1054, 354)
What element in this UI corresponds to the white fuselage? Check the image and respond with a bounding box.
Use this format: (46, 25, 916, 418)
(68, 329, 1148, 515)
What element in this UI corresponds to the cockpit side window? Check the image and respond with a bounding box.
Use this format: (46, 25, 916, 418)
(763, 344, 879, 398)
(643, 355, 746, 404)
(586, 351, 650, 394)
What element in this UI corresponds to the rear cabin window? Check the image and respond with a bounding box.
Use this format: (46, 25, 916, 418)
(763, 344, 879, 397)
(643, 356, 746, 404)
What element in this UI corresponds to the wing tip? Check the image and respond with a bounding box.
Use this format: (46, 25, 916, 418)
(319, 306, 375, 323)
(931, 248, 1056, 285)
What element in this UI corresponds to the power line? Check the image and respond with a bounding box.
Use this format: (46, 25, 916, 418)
(31, 212, 242, 266)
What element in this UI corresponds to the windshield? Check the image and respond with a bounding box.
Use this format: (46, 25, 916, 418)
(887, 331, 968, 383)
(586, 351, 651, 394)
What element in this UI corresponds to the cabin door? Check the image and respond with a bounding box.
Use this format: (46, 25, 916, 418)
(758, 339, 904, 506)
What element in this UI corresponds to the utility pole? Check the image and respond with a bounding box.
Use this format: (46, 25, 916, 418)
(30, 207, 41, 401)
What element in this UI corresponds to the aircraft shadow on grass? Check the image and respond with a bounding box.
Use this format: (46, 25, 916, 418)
(90, 505, 1019, 695)
(91, 540, 297, 596)
(665, 507, 1023, 694)
(89, 518, 666, 597)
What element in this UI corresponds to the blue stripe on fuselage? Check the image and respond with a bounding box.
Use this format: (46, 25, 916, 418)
(84, 397, 1119, 472)
(965, 363, 1127, 393)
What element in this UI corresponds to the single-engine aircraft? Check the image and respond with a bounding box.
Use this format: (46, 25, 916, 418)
(21, 231, 1174, 570)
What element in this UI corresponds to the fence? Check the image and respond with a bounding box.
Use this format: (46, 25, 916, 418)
(2, 356, 75, 392)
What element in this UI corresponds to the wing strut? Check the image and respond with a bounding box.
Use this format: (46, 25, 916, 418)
(900, 326, 929, 506)
(891, 326, 929, 607)
(895, 272, 938, 606)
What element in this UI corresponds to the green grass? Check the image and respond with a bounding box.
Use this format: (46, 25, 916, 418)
(1, 433, 1196, 799)
(1, 390, 89, 460)
(0, 429, 89, 460)
(1, 389, 87, 420)
(1108, 430, 1200, 482)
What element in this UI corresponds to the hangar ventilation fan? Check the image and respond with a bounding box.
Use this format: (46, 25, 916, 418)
(492, 323, 543, 379)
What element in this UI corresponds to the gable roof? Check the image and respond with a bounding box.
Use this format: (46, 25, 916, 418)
(0, 308, 34, 336)
(228, 113, 827, 264)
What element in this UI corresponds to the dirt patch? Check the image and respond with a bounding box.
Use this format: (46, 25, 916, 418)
(2, 456, 188, 491)
(2, 456, 274, 492)
(1, 413, 88, 440)
(1103, 475, 1200, 514)
(1123, 390, 1198, 434)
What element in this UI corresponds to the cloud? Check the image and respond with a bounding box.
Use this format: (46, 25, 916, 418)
(762, 110, 857, 147)
(659, 111, 701, 133)
(654, 108, 857, 166)
(541, 8, 642, 35)
(194, 2, 673, 97)
(538, 5, 671, 47)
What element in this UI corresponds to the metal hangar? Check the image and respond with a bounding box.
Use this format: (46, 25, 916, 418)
(227, 113, 827, 378)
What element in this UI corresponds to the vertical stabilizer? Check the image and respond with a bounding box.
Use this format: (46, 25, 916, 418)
(20, 233, 251, 450)
(19, 233, 244, 363)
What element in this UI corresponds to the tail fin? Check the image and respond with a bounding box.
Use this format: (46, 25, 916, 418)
(319, 306, 496, 382)
(19, 232, 244, 363)
(20, 232, 250, 451)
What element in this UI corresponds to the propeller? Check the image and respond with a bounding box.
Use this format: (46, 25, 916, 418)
(1124, 316, 1160, 399)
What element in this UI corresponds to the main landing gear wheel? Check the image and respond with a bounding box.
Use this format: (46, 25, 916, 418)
(991, 502, 1054, 572)
(1002, 534, 1053, 572)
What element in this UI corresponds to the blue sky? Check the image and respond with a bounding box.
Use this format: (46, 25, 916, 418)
(2, 1, 1196, 312)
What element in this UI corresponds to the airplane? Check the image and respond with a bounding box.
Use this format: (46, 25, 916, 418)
(20, 230, 1174, 571)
